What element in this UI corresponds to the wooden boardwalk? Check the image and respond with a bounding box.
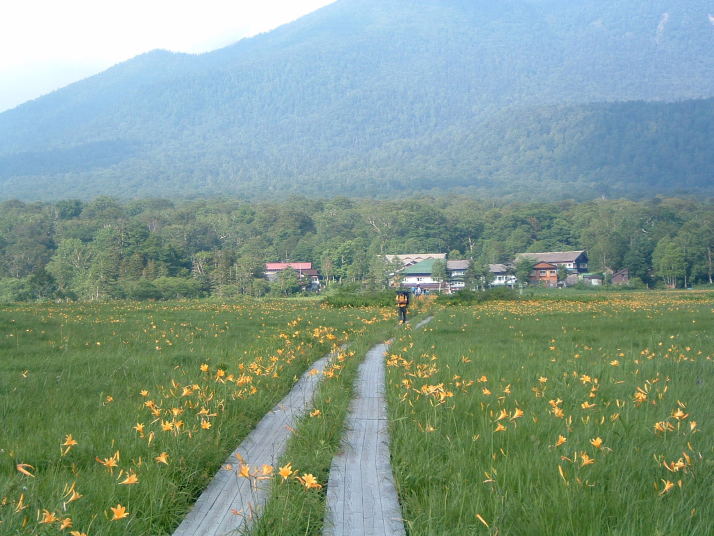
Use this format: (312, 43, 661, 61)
(172, 349, 336, 536)
(324, 317, 432, 536)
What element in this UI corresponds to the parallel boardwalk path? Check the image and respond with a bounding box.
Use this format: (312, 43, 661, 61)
(324, 317, 433, 536)
(173, 349, 337, 536)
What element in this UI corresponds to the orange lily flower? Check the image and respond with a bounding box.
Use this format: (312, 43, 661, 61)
(16, 463, 35, 477)
(580, 452, 595, 466)
(119, 471, 139, 485)
(110, 504, 129, 520)
(297, 473, 322, 489)
(15, 493, 27, 512)
(278, 463, 293, 480)
(62, 434, 78, 456)
(659, 480, 675, 495)
(39, 510, 58, 524)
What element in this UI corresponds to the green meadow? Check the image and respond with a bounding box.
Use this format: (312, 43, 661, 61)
(0, 300, 392, 535)
(1, 293, 712, 535)
(387, 292, 713, 535)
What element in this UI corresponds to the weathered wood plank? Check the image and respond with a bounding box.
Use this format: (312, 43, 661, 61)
(323, 344, 401, 536)
(324, 317, 433, 536)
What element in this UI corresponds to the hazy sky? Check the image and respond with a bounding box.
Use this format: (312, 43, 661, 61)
(0, 0, 336, 112)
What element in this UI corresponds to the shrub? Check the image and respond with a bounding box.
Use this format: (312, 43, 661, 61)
(323, 287, 395, 307)
(438, 287, 519, 305)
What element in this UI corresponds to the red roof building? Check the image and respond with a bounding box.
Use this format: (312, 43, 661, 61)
(265, 262, 312, 273)
(264, 263, 320, 286)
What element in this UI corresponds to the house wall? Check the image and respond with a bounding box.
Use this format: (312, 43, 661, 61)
(402, 275, 435, 285)
(530, 266, 558, 286)
(491, 274, 517, 286)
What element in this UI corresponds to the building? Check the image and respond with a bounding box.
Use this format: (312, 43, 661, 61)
(489, 264, 517, 287)
(399, 259, 443, 291)
(611, 269, 630, 285)
(399, 259, 523, 291)
(582, 273, 604, 286)
(530, 262, 559, 287)
(447, 260, 470, 291)
(384, 253, 446, 268)
(514, 251, 589, 273)
(264, 262, 320, 287)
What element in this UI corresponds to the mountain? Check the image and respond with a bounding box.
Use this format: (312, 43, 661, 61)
(1, 0, 714, 200)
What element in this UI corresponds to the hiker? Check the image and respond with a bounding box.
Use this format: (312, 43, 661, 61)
(396, 290, 409, 324)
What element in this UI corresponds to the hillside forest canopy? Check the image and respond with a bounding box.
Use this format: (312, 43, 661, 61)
(0, 196, 712, 302)
(2, 0, 714, 201)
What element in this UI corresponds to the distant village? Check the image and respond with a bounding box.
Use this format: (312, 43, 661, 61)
(265, 250, 630, 294)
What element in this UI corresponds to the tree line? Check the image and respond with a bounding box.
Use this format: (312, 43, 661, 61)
(0, 195, 711, 301)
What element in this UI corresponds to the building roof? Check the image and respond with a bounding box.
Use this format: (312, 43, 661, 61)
(401, 258, 440, 275)
(447, 260, 470, 270)
(385, 253, 446, 266)
(515, 251, 586, 264)
(489, 264, 509, 273)
(533, 262, 558, 269)
(265, 262, 312, 271)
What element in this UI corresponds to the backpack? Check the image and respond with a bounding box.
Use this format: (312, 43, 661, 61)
(397, 292, 409, 306)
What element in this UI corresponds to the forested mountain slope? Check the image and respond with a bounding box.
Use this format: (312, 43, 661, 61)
(1, 0, 713, 200)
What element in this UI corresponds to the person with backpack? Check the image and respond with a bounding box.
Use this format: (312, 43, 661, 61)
(396, 290, 410, 324)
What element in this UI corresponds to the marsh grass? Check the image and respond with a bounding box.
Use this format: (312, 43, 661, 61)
(387, 292, 713, 535)
(0, 300, 391, 535)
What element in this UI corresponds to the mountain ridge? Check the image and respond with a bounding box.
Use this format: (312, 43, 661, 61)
(1, 0, 714, 200)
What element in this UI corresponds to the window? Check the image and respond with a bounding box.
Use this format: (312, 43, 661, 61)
(540, 270, 546, 276)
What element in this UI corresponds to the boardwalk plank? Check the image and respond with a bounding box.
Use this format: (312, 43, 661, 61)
(324, 317, 432, 536)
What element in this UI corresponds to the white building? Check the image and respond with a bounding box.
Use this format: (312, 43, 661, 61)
(489, 264, 517, 287)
